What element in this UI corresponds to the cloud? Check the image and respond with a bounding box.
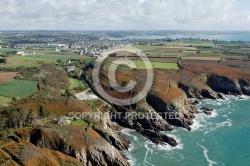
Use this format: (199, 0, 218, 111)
(0, 0, 249, 30)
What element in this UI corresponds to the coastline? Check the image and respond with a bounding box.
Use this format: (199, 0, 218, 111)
(121, 95, 250, 166)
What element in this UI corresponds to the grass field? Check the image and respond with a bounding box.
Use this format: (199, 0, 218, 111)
(145, 51, 188, 56)
(0, 40, 9, 44)
(134, 45, 195, 57)
(134, 45, 162, 52)
(0, 48, 16, 53)
(135, 61, 179, 69)
(70, 119, 89, 126)
(165, 40, 214, 47)
(69, 78, 85, 90)
(0, 53, 92, 68)
(0, 96, 12, 105)
(0, 79, 37, 98)
(181, 57, 221, 61)
(108, 60, 179, 70)
(181, 41, 214, 47)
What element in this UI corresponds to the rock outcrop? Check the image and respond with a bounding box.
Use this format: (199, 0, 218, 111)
(109, 98, 178, 146)
(23, 126, 129, 166)
(0, 137, 82, 166)
(85, 58, 250, 151)
(93, 125, 130, 150)
(206, 74, 242, 95)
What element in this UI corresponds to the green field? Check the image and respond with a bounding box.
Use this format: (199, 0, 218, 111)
(109, 60, 179, 70)
(0, 48, 16, 53)
(0, 40, 9, 44)
(164, 40, 214, 47)
(134, 45, 194, 57)
(69, 78, 85, 90)
(145, 51, 188, 56)
(0, 80, 37, 98)
(135, 61, 179, 69)
(181, 41, 214, 47)
(0, 96, 12, 105)
(181, 57, 221, 61)
(0, 53, 92, 68)
(70, 119, 89, 126)
(134, 45, 162, 52)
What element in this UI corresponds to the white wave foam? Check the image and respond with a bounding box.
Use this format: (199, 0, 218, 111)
(225, 95, 250, 101)
(204, 119, 232, 135)
(218, 119, 232, 127)
(197, 144, 218, 166)
(191, 108, 219, 132)
(143, 144, 155, 166)
(236, 95, 250, 100)
(210, 109, 218, 118)
(149, 133, 184, 151)
(121, 129, 137, 166)
(126, 150, 137, 166)
(191, 113, 211, 131)
(121, 128, 138, 141)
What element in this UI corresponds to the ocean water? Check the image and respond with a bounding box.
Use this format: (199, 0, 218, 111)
(122, 96, 250, 166)
(109, 34, 250, 41)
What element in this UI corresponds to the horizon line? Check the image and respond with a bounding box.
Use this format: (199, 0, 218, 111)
(0, 30, 250, 32)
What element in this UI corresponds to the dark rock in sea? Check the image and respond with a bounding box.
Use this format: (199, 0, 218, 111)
(218, 93, 226, 100)
(134, 122, 178, 147)
(238, 96, 245, 100)
(203, 111, 212, 116)
(201, 106, 213, 112)
(193, 100, 199, 105)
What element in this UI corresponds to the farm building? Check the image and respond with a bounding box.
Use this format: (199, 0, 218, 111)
(16, 51, 26, 56)
(66, 66, 75, 72)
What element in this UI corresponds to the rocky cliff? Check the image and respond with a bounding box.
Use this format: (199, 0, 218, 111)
(85, 59, 250, 149)
(22, 126, 130, 166)
(0, 136, 82, 166)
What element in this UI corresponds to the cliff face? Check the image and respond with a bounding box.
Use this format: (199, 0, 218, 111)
(207, 74, 250, 95)
(27, 126, 129, 166)
(0, 137, 82, 166)
(85, 59, 250, 139)
(146, 89, 196, 131)
(111, 98, 178, 146)
(79, 58, 250, 165)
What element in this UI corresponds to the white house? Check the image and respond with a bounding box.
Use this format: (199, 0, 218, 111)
(16, 51, 26, 56)
(66, 66, 75, 72)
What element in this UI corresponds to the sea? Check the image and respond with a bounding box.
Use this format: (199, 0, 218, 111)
(109, 33, 250, 42)
(121, 96, 250, 166)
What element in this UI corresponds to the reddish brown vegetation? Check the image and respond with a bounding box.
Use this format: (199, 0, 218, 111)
(20, 100, 92, 115)
(87, 58, 250, 104)
(1, 138, 82, 166)
(0, 72, 17, 85)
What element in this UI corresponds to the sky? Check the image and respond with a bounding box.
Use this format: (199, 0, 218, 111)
(0, 0, 250, 31)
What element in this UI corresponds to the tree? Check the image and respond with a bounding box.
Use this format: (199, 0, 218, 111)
(56, 59, 64, 66)
(39, 106, 48, 117)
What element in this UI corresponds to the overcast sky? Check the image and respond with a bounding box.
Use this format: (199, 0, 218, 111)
(0, 0, 250, 30)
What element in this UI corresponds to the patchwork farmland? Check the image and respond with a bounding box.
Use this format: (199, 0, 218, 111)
(0, 79, 37, 98)
(0, 72, 17, 85)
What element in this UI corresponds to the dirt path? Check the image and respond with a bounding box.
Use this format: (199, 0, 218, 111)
(75, 89, 99, 101)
